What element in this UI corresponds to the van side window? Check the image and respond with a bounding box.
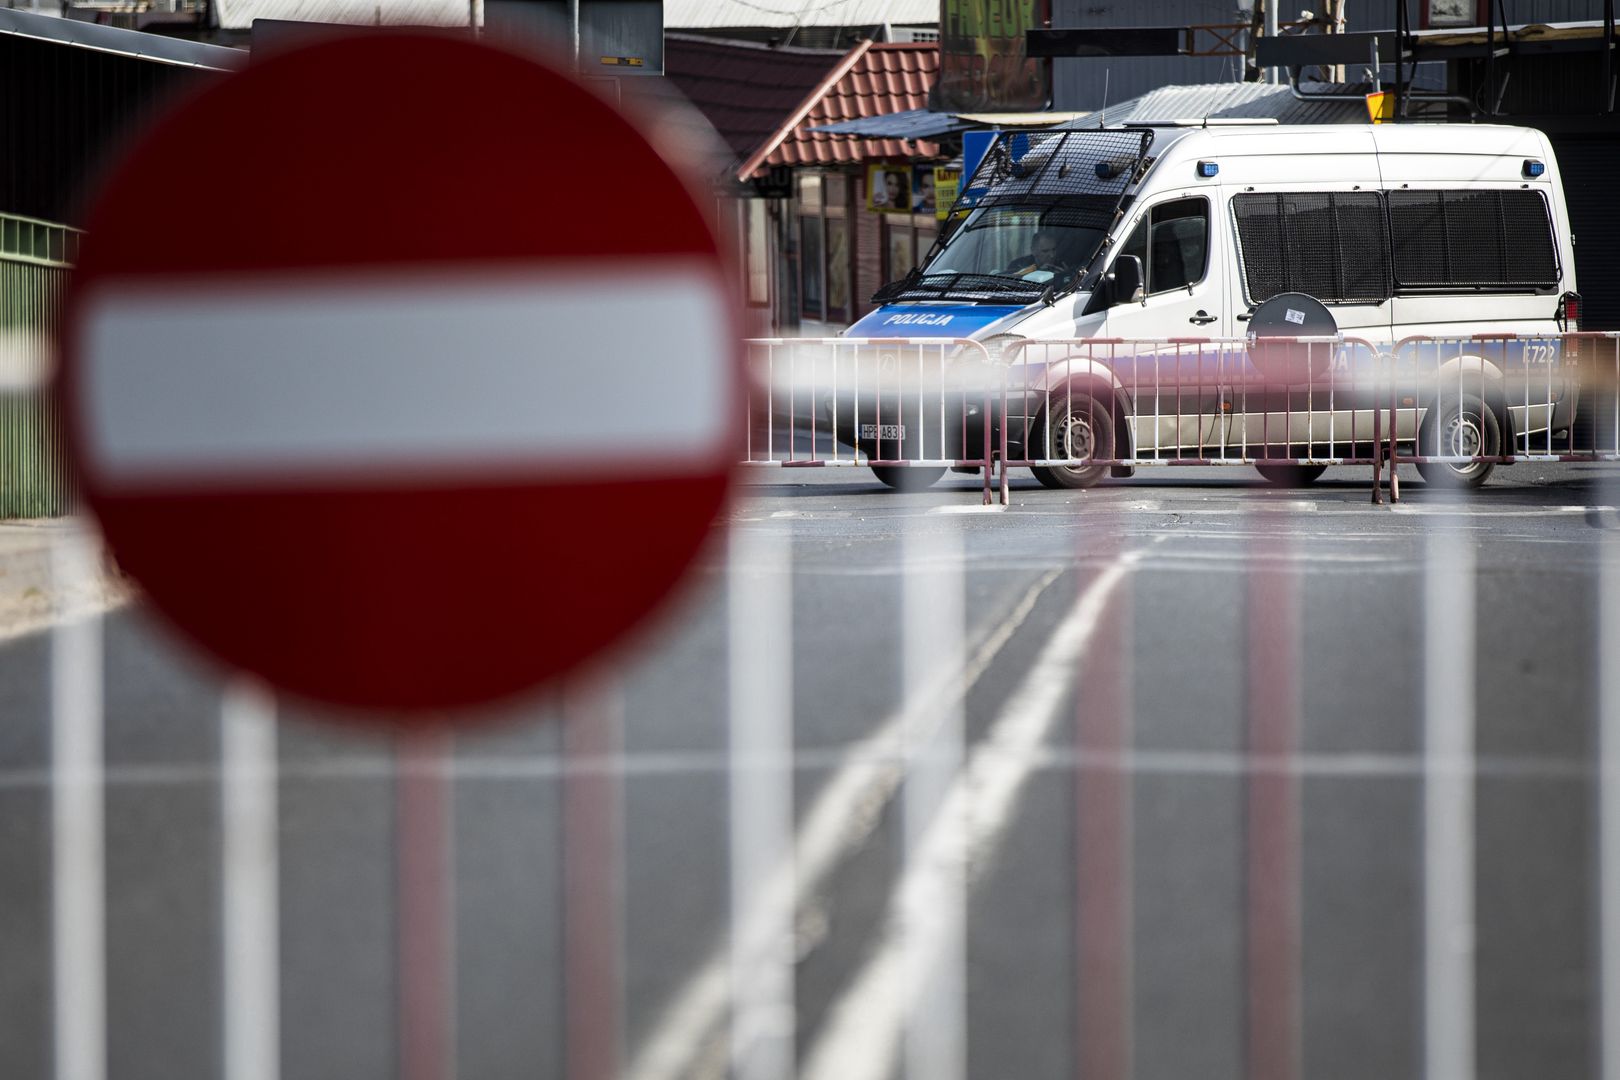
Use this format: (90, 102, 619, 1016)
(1387, 189, 1559, 290)
(1118, 197, 1208, 295)
(1232, 192, 1391, 305)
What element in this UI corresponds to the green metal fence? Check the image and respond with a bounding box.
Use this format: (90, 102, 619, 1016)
(1, 212, 80, 519)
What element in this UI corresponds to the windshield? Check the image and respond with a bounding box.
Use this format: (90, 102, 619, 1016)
(871, 128, 1152, 305)
(925, 205, 1107, 285)
(870, 202, 1112, 304)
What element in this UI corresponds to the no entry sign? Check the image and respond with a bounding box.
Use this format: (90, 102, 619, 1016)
(61, 34, 741, 715)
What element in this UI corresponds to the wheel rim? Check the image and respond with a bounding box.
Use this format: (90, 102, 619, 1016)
(1058, 411, 1095, 463)
(1445, 414, 1482, 457)
(1442, 411, 1485, 474)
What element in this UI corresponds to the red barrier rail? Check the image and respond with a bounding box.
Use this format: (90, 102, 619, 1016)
(745, 333, 1620, 505)
(1382, 332, 1620, 502)
(743, 338, 998, 504)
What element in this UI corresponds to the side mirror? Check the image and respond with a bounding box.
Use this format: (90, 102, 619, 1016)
(1108, 255, 1145, 306)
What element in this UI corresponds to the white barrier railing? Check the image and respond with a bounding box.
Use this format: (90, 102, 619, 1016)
(745, 333, 1620, 504)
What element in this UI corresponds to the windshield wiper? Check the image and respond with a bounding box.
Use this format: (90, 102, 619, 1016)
(872, 272, 1045, 304)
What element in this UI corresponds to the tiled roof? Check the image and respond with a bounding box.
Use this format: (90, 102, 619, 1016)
(664, 35, 845, 164)
(739, 40, 939, 179)
(665, 0, 937, 30)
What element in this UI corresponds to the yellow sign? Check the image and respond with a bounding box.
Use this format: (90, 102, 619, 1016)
(599, 56, 645, 67)
(933, 168, 961, 221)
(1365, 91, 1393, 123)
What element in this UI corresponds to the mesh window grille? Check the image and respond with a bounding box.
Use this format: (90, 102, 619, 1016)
(1387, 189, 1558, 289)
(1232, 192, 1391, 304)
(969, 128, 1154, 230)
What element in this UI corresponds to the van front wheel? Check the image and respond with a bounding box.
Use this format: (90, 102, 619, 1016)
(1416, 395, 1500, 489)
(1255, 463, 1327, 487)
(1030, 392, 1113, 490)
(871, 466, 944, 492)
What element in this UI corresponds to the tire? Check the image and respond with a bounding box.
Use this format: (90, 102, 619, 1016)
(871, 465, 945, 492)
(1416, 394, 1500, 489)
(1029, 390, 1114, 490)
(1255, 463, 1327, 487)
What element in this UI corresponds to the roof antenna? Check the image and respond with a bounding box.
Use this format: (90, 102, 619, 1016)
(1096, 69, 1109, 129)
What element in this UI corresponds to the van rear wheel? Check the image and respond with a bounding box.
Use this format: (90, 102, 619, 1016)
(1416, 394, 1499, 489)
(1030, 392, 1113, 490)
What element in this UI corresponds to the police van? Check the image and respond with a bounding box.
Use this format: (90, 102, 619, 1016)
(842, 122, 1580, 490)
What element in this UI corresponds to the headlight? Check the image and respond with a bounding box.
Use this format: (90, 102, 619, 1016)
(978, 334, 1026, 365)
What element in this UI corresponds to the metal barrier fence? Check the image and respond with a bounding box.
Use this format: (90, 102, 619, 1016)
(747, 333, 1620, 503)
(0, 211, 80, 519)
(1384, 332, 1620, 500)
(743, 338, 999, 503)
(745, 336, 1393, 504)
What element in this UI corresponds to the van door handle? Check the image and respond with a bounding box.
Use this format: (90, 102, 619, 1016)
(1189, 311, 1217, 325)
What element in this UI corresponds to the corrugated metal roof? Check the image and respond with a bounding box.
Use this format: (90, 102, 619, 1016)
(740, 40, 938, 177)
(212, 0, 474, 31)
(0, 6, 241, 67)
(663, 34, 844, 162)
(1088, 81, 1367, 126)
(665, 0, 937, 30)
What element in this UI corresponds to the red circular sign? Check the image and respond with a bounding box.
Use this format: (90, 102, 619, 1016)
(61, 34, 741, 716)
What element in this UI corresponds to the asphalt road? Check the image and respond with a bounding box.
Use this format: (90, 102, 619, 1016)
(3, 460, 1618, 1080)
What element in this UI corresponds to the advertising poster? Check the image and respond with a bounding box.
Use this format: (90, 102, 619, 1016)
(911, 165, 939, 214)
(935, 0, 1051, 111)
(867, 164, 913, 214)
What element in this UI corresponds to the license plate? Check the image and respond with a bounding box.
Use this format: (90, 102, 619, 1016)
(858, 423, 905, 441)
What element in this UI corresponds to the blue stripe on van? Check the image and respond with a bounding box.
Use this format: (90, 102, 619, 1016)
(846, 304, 1026, 339)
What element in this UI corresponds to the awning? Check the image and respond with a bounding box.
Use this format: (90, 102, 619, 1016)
(809, 108, 973, 140)
(810, 108, 1092, 139)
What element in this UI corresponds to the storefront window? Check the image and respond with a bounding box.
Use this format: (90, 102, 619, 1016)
(746, 199, 769, 306)
(825, 173, 847, 208)
(885, 221, 914, 283)
(826, 218, 850, 321)
(797, 173, 822, 214)
(800, 216, 824, 318)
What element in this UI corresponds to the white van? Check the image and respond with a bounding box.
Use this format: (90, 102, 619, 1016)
(842, 122, 1579, 490)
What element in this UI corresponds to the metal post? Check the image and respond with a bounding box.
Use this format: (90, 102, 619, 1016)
(568, 0, 580, 71)
(1264, 0, 1279, 83)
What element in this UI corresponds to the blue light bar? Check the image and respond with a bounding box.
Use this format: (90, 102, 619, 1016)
(1197, 160, 1219, 178)
(1523, 159, 1545, 178)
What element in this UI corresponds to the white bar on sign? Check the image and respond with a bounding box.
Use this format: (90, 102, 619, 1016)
(80, 261, 734, 487)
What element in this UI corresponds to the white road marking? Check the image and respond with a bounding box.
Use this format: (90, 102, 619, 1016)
(900, 524, 965, 1080)
(801, 550, 1140, 1080)
(221, 678, 279, 1080)
(927, 503, 1005, 515)
(728, 523, 796, 1080)
(80, 262, 733, 486)
(51, 528, 106, 1080)
(1604, 531, 1620, 1080)
(625, 565, 1065, 1080)
(1424, 530, 1476, 1080)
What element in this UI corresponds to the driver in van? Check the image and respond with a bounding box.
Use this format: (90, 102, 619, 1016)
(1004, 230, 1065, 277)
